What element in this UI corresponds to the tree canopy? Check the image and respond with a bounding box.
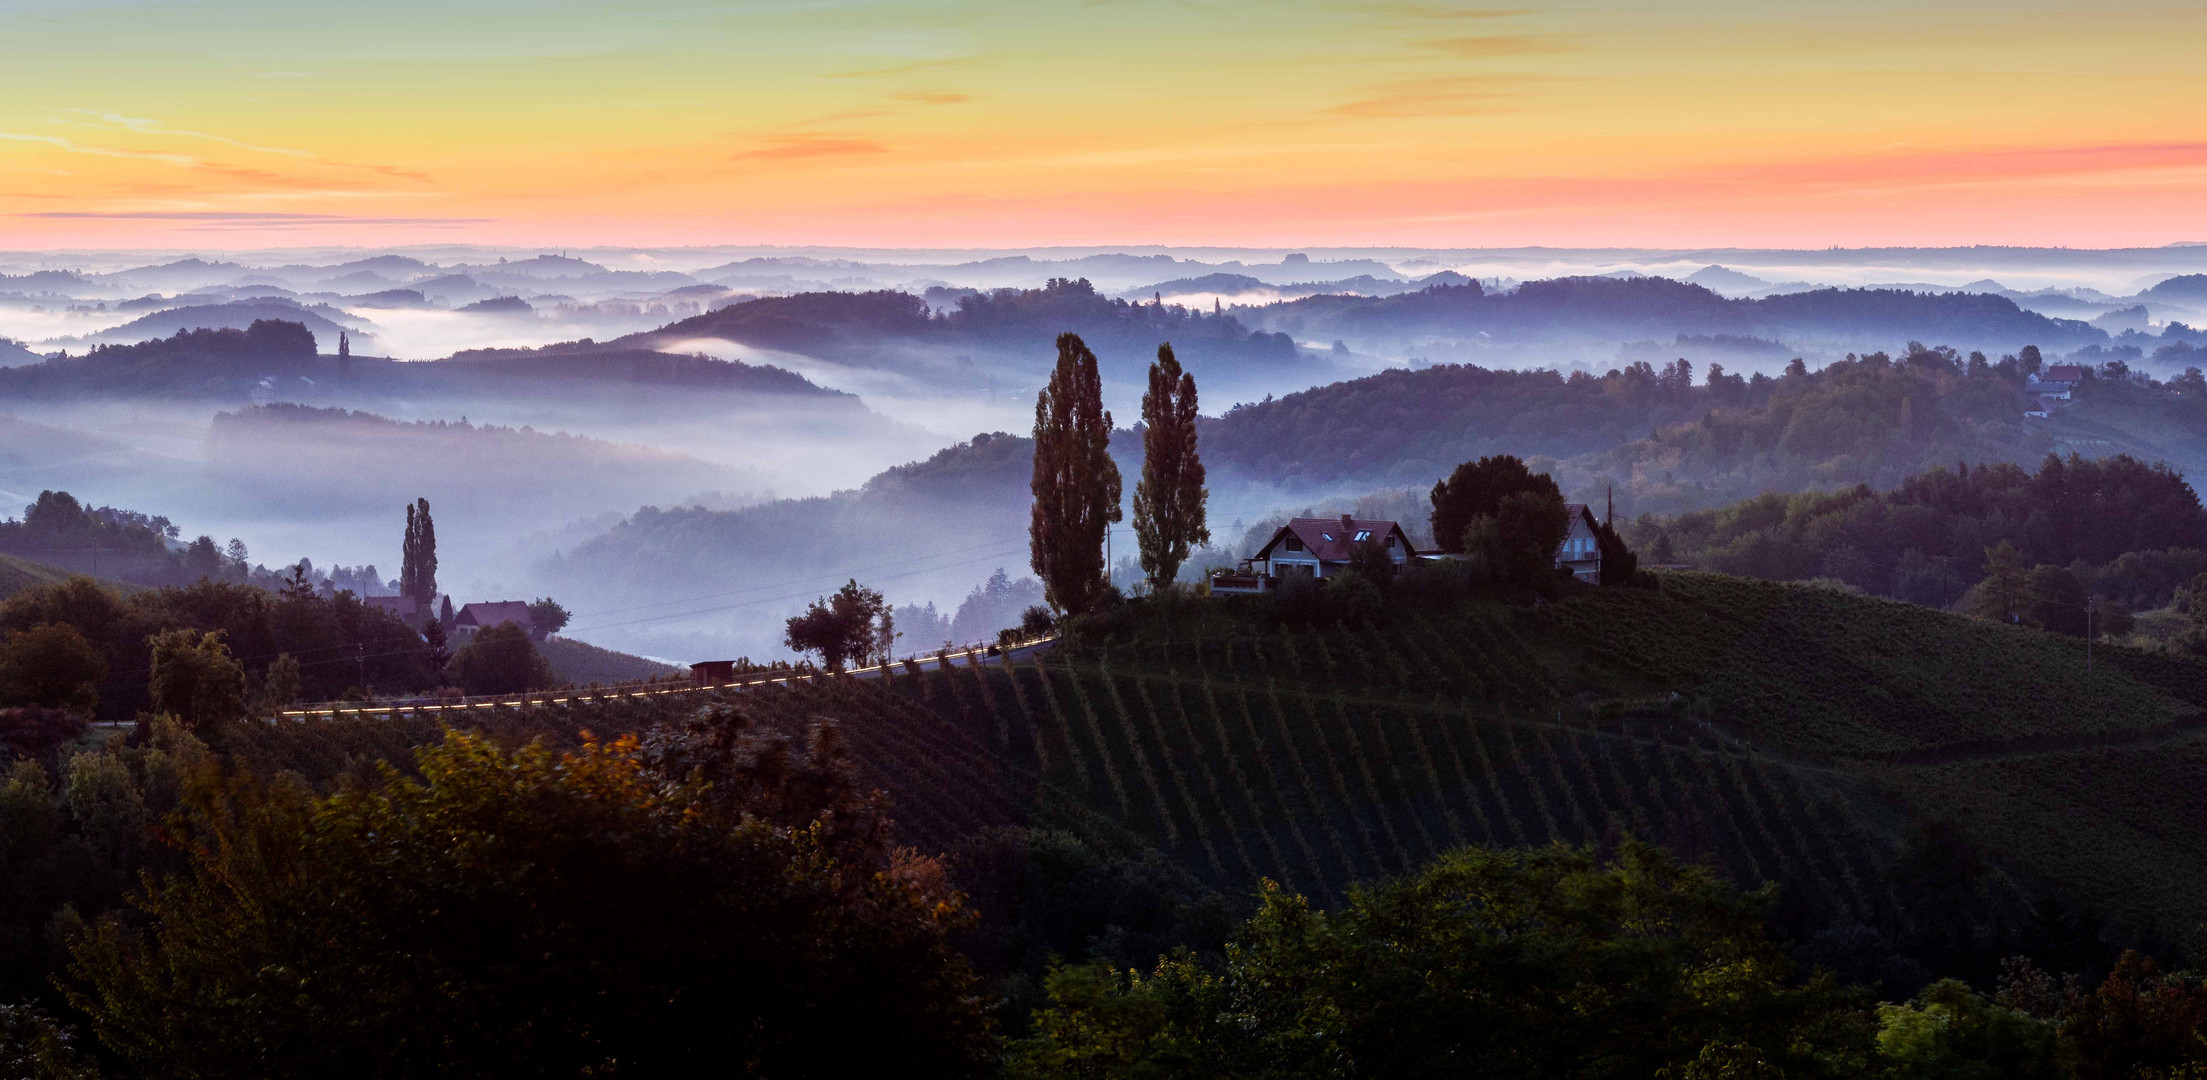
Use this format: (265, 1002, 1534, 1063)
(1030, 332, 1122, 615)
(1131, 342, 1209, 591)
(64, 723, 993, 1079)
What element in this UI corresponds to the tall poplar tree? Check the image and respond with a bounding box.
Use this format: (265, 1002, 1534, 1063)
(400, 497, 437, 612)
(1132, 343, 1208, 591)
(1029, 333, 1121, 616)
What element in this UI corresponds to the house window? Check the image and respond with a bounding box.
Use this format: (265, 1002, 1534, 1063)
(1354, 530, 1371, 542)
(1285, 537, 1303, 552)
(1385, 535, 1397, 548)
(1321, 532, 1334, 542)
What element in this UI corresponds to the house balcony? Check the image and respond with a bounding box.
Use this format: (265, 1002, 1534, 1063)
(1208, 571, 1271, 595)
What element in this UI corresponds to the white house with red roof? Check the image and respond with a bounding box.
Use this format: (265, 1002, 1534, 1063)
(455, 600, 536, 638)
(1211, 506, 1609, 593)
(1212, 514, 1412, 593)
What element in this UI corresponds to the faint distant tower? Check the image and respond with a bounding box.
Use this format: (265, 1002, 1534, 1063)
(338, 331, 352, 383)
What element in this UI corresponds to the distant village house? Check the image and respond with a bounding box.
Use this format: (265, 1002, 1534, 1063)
(455, 600, 537, 639)
(1211, 506, 1609, 593)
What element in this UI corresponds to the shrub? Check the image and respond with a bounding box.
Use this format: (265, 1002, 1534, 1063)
(64, 729, 993, 1078)
(447, 624, 556, 695)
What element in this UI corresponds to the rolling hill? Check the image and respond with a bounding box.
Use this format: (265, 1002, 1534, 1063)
(233, 570, 2207, 989)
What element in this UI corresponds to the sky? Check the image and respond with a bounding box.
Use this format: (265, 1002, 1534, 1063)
(2, 0, 2205, 250)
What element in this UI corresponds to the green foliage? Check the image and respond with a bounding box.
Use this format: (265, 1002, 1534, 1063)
(526, 595, 569, 636)
(259, 653, 301, 709)
(1132, 343, 1210, 592)
(1632, 454, 2207, 608)
(146, 629, 245, 730)
(1032, 332, 1123, 615)
(0, 1002, 105, 1079)
(1969, 541, 2031, 624)
(2055, 951, 2207, 1080)
(784, 578, 889, 672)
(0, 624, 105, 717)
(399, 496, 436, 608)
(1009, 842, 1873, 1080)
(1874, 978, 2061, 1080)
(0, 576, 438, 718)
(63, 728, 993, 1078)
(446, 623, 555, 694)
(1428, 454, 1560, 556)
(1465, 488, 1570, 592)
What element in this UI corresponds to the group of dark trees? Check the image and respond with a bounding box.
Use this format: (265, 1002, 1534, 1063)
(10, 694, 2206, 1079)
(646, 278, 1305, 383)
(1030, 333, 1211, 614)
(0, 709, 994, 1078)
(0, 492, 254, 589)
(1200, 337, 2206, 520)
(1630, 453, 2207, 625)
(783, 579, 894, 673)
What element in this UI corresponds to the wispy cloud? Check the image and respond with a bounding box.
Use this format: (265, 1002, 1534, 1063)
(1353, 4, 1531, 20)
(829, 57, 971, 79)
(15, 211, 490, 228)
(1417, 34, 1575, 57)
(891, 92, 968, 105)
(731, 134, 889, 161)
(62, 109, 315, 158)
(1326, 74, 1539, 119)
(0, 131, 196, 165)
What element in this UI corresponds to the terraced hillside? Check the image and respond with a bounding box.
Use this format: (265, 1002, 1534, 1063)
(243, 572, 2207, 943)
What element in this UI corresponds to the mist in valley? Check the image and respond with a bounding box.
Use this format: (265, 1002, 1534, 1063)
(5, 242, 2207, 666)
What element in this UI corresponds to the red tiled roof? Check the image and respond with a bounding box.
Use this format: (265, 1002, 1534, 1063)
(456, 601, 533, 629)
(1256, 516, 1411, 563)
(363, 594, 421, 618)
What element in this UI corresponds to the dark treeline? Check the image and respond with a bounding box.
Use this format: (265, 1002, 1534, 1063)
(1204, 339, 2207, 515)
(632, 277, 1310, 379)
(0, 318, 851, 407)
(1254, 275, 2111, 351)
(1629, 452, 2207, 619)
(1, 576, 440, 720)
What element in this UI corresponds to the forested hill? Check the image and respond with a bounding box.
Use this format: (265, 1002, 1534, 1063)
(1625, 453, 2207, 614)
(0, 318, 855, 410)
(625, 277, 1333, 386)
(1251, 276, 2106, 353)
(539, 431, 1043, 653)
(1199, 344, 2207, 515)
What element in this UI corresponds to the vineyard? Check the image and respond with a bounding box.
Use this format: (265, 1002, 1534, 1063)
(249, 570, 2207, 937)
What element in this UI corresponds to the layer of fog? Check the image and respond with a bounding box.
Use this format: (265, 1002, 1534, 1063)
(7, 242, 2207, 669)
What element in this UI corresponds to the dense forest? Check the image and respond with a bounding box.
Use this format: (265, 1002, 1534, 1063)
(1206, 340, 2207, 516)
(1628, 454, 2207, 610)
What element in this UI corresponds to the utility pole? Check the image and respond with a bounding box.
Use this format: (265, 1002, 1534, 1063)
(2086, 595, 2094, 679)
(357, 642, 367, 694)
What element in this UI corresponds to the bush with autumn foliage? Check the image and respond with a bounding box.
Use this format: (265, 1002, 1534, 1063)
(60, 710, 993, 1078)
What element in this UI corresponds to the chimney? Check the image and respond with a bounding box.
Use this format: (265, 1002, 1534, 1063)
(1341, 514, 1354, 534)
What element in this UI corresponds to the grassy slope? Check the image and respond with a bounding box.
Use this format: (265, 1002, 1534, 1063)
(247, 571, 2207, 936)
(537, 636, 683, 685)
(0, 552, 135, 601)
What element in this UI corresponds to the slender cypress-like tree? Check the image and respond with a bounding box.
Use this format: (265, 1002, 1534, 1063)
(1030, 332, 1121, 616)
(400, 498, 438, 612)
(1132, 343, 1209, 591)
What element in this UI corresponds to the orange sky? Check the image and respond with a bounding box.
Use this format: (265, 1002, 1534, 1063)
(3, 0, 2204, 249)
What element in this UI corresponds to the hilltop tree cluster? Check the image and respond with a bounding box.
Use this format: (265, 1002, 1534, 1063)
(1630, 452, 2207, 620)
